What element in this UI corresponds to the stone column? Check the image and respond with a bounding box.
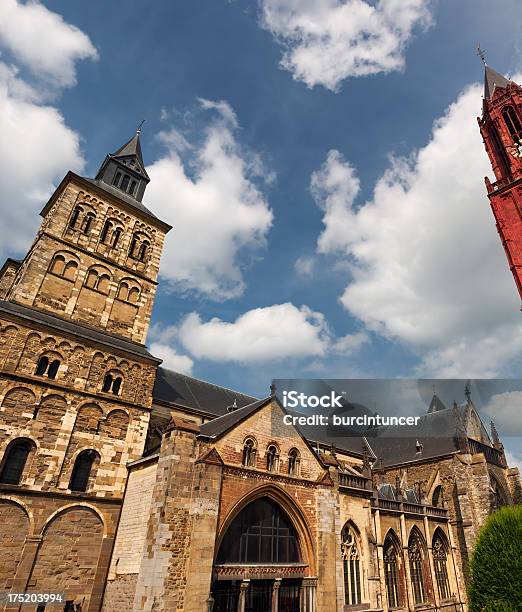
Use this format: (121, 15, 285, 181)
(300, 577, 317, 612)
(272, 578, 281, 612)
(399, 512, 414, 611)
(423, 516, 440, 609)
(374, 510, 388, 612)
(237, 579, 250, 612)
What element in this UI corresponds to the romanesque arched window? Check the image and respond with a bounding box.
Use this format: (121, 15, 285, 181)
(82, 212, 96, 234)
(69, 205, 83, 228)
(384, 532, 402, 609)
(242, 438, 256, 467)
(287, 448, 300, 476)
(433, 530, 451, 601)
(35, 355, 60, 379)
(216, 497, 300, 564)
(85, 267, 112, 294)
(266, 444, 279, 472)
(102, 371, 123, 395)
(137, 240, 150, 262)
(408, 529, 427, 605)
(69, 450, 98, 492)
(112, 227, 122, 248)
(341, 523, 361, 605)
(0, 438, 35, 484)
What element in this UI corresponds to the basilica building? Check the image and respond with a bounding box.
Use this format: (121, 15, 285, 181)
(0, 66, 521, 612)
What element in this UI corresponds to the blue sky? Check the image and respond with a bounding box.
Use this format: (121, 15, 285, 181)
(1, 0, 522, 465)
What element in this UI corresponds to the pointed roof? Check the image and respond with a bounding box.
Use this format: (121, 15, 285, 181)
(484, 65, 511, 99)
(428, 393, 447, 414)
(111, 130, 149, 179)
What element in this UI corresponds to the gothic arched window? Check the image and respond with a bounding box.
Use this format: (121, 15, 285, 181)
(266, 444, 279, 472)
(503, 106, 522, 142)
(216, 497, 300, 564)
(490, 474, 507, 511)
(242, 438, 256, 467)
(341, 523, 361, 605)
(384, 532, 402, 609)
(0, 439, 34, 484)
(433, 531, 451, 601)
(69, 450, 98, 492)
(408, 530, 427, 605)
(432, 485, 443, 507)
(288, 448, 300, 476)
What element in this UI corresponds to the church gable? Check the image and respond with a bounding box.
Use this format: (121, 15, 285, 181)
(209, 398, 325, 482)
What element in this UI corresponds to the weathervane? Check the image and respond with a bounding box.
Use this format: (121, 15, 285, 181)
(137, 119, 146, 135)
(477, 44, 487, 66)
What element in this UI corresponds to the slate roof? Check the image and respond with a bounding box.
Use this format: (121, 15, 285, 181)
(0, 300, 159, 362)
(153, 367, 257, 416)
(427, 393, 447, 413)
(198, 397, 271, 439)
(82, 178, 160, 222)
(484, 65, 511, 99)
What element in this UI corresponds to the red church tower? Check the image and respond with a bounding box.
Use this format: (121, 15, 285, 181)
(478, 55, 522, 302)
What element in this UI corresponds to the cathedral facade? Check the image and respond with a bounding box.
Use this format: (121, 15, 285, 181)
(0, 67, 521, 612)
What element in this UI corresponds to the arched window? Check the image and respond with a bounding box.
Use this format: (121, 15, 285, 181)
(121, 175, 130, 191)
(433, 531, 451, 601)
(97, 274, 111, 294)
(503, 106, 522, 142)
(216, 497, 300, 564)
(113, 171, 122, 186)
(128, 286, 140, 303)
(288, 448, 300, 476)
(82, 212, 95, 234)
(341, 524, 361, 605)
(117, 282, 129, 301)
(35, 356, 60, 379)
(0, 439, 34, 484)
(384, 532, 402, 609)
(138, 240, 150, 262)
(432, 485, 443, 507)
(242, 438, 256, 467)
(129, 180, 137, 196)
(129, 234, 139, 258)
(490, 475, 507, 511)
(69, 450, 97, 492)
(266, 444, 279, 472)
(102, 372, 123, 395)
(100, 220, 112, 243)
(63, 260, 78, 280)
(112, 227, 122, 248)
(69, 205, 83, 228)
(50, 255, 66, 276)
(408, 530, 427, 605)
(85, 269, 98, 289)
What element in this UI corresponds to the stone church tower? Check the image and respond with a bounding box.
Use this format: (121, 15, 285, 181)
(478, 63, 522, 300)
(0, 130, 171, 611)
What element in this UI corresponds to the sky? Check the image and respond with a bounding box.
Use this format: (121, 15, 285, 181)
(1, 0, 522, 464)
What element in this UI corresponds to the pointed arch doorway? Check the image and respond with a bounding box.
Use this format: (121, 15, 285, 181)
(211, 493, 316, 612)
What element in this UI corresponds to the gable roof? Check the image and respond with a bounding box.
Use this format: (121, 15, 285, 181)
(198, 397, 271, 439)
(428, 393, 447, 413)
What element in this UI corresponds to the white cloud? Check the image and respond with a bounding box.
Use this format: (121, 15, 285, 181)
(146, 100, 273, 300)
(149, 342, 194, 375)
(0, 64, 85, 257)
(178, 303, 330, 363)
(332, 331, 369, 355)
(481, 391, 522, 434)
(311, 79, 522, 376)
(295, 255, 316, 277)
(0, 0, 97, 89)
(259, 0, 433, 90)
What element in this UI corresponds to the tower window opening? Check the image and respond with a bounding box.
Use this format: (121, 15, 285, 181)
(69, 206, 83, 229)
(112, 227, 122, 248)
(82, 212, 95, 234)
(113, 171, 122, 186)
(69, 450, 97, 492)
(100, 220, 112, 244)
(503, 107, 522, 143)
(138, 240, 150, 262)
(129, 180, 137, 196)
(0, 439, 34, 485)
(102, 373, 123, 395)
(35, 356, 60, 379)
(120, 175, 130, 191)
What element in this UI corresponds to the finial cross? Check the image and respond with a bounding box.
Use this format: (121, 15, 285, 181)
(137, 119, 146, 135)
(477, 44, 487, 66)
